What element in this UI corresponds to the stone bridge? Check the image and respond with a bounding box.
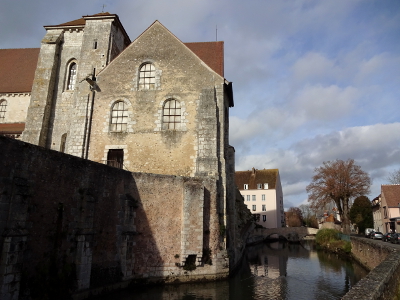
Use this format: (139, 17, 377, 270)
(247, 227, 319, 244)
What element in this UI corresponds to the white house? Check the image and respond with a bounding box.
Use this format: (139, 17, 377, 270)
(235, 168, 285, 228)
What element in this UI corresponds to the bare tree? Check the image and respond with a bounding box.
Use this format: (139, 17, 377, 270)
(286, 207, 303, 227)
(306, 159, 371, 234)
(387, 168, 400, 184)
(299, 204, 319, 228)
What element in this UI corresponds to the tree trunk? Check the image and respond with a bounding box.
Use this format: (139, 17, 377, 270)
(342, 197, 351, 234)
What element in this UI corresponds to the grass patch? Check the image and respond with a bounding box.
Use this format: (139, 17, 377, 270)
(315, 228, 351, 253)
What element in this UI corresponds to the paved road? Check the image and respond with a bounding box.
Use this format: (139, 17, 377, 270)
(352, 233, 400, 250)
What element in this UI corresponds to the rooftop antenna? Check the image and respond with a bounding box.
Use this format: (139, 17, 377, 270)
(216, 25, 218, 41)
(102, 4, 106, 12)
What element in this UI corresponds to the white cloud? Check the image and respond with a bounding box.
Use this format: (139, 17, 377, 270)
(293, 84, 361, 121)
(292, 52, 336, 83)
(235, 123, 400, 207)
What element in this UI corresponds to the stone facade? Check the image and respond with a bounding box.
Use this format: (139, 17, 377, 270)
(22, 14, 130, 152)
(0, 94, 30, 124)
(0, 12, 251, 299)
(0, 136, 252, 299)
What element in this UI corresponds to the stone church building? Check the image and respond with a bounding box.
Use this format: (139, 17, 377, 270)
(21, 12, 233, 179)
(0, 13, 253, 298)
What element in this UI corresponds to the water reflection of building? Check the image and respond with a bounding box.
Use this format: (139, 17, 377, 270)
(247, 242, 287, 279)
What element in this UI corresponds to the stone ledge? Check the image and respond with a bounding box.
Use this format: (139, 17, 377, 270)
(343, 236, 400, 300)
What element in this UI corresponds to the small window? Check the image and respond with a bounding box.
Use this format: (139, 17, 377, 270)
(139, 63, 155, 90)
(262, 205, 266, 211)
(244, 184, 248, 190)
(246, 195, 250, 201)
(257, 183, 262, 189)
(162, 99, 181, 130)
(0, 100, 7, 121)
(264, 183, 268, 189)
(67, 62, 77, 90)
(107, 149, 124, 169)
(252, 195, 256, 201)
(93, 39, 98, 49)
(60, 133, 67, 153)
(262, 194, 265, 201)
(252, 205, 256, 212)
(262, 215, 266, 222)
(110, 101, 128, 132)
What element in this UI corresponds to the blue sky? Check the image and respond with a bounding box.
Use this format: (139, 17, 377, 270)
(1, 0, 399, 209)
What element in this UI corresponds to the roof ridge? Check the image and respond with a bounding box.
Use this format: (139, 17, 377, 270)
(185, 41, 223, 44)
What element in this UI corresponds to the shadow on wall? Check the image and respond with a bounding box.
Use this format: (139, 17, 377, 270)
(0, 136, 163, 299)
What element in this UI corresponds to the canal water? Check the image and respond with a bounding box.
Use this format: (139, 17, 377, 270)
(93, 240, 368, 300)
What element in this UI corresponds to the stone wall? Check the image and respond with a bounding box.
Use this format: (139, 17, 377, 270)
(0, 93, 30, 124)
(87, 21, 228, 179)
(0, 136, 233, 299)
(343, 236, 400, 300)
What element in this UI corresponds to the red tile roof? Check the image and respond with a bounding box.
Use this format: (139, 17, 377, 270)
(382, 185, 400, 207)
(185, 42, 224, 77)
(0, 48, 40, 93)
(0, 19, 224, 93)
(0, 123, 25, 133)
(48, 12, 114, 27)
(235, 168, 279, 190)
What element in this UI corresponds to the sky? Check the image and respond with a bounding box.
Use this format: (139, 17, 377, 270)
(1, 0, 399, 209)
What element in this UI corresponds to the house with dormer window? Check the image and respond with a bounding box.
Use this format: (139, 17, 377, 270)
(235, 168, 285, 228)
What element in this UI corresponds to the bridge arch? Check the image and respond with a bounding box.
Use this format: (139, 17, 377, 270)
(247, 227, 319, 244)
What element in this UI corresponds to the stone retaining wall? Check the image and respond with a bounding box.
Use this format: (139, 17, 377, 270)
(0, 136, 236, 300)
(343, 236, 400, 300)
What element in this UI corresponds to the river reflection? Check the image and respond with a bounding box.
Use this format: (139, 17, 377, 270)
(92, 241, 367, 300)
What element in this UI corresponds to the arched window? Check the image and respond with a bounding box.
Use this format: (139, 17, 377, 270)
(138, 63, 155, 90)
(162, 99, 181, 130)
(60, 133, 67, 153)
(0, 100, 7, 121)
(67, 62, 77, 90)
(110, 101, 128, 132)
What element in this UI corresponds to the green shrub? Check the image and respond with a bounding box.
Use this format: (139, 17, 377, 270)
(342, 241, 352, 253)
(316, 228, 352, 253)
(315, 228, 340, 244)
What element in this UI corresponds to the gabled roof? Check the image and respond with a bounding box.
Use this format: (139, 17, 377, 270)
(45, 12, 114, 27)
(0, 17, 225, 94)
(0, 48, 40, 93)
(185, 42, 224, 77)
(235, 168, 279, 190)
(382, 185, 400, 207)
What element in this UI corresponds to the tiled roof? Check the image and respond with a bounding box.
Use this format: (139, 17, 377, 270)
(382, 185, 400, 207)
(0, 19, 223, 93)
(235, 168, 279, 190)
(185, 42, 224, 77)
(0, 48, 40, 93)
(48, 12, 114, 27)
(0, 123, 25, 133)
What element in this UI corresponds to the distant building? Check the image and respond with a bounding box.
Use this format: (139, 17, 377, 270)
(235, 168, 285, 228)
(373, 185, 400, 233)
(371, 195, 383, 232)
(0, 48, 39, 139)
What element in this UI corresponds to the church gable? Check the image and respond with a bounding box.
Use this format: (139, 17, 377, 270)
(88, 21, 226, 177)
(98, 20, 224, 89)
